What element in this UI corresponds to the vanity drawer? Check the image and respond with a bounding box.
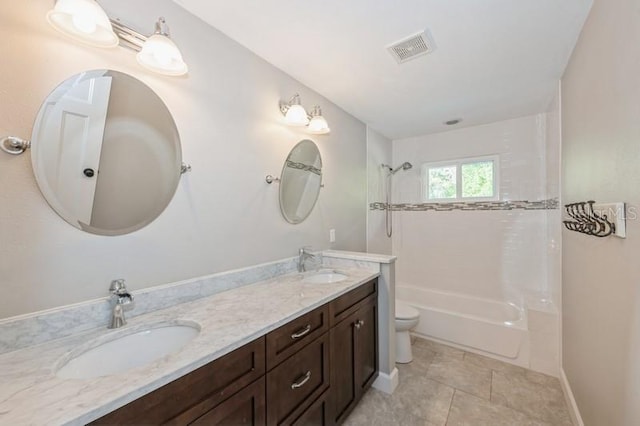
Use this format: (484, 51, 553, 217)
(91, 337, 266, 425)
(266, 334, 329, 425)
(189, 376, 266, 425)
(329, 279, 377, 326)
(266, 304, 329, 370)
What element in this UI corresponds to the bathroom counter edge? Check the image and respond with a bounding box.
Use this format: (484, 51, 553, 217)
(0, 267, 379, 426)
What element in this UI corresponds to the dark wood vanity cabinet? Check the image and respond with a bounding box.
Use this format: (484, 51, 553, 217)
(266, 333, 330, 424)
(89, 337, 266, 425)
(91, 279, 377, 426)
(329, 285, 379, 424)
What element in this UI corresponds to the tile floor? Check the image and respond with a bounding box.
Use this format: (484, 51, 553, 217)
(345, 337, 573, 426)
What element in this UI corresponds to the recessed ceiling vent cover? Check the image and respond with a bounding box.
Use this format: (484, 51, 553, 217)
(387, 31, 433, 64)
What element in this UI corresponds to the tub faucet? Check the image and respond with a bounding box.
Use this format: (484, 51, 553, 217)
(298, 247, 315, 272)
(108, 279, 134, 329)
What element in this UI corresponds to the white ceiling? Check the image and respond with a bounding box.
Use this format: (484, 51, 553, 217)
(173, 0, 592, 140)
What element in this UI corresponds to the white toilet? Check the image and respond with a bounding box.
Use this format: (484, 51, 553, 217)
(395, 301, 420, 363)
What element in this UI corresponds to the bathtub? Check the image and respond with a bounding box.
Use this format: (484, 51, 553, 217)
(396, 285, 527, 359)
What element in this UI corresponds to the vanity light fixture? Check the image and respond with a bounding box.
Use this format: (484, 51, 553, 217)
(136, 18, 188, 76)
(46, 1, 188, 76)
(46, 0, 119, 48)
(308, 106, 330, 135)
(280, 94, 310, 127)
(279, 94, 331, 134)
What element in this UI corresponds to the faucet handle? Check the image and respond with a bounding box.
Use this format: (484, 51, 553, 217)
(109, 279, 127, 294)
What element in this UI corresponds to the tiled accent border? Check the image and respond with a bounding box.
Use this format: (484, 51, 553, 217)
(370, 198, 559, 212)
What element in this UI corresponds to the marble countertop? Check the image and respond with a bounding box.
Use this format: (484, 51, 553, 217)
(323, 250, 397, 264)
(0, 267, 379, 425)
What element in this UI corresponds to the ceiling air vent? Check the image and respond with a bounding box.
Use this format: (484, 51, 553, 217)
(387, 31, 433, 64)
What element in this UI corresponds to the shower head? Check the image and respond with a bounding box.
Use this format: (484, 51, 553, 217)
(391, 162, 413, 174)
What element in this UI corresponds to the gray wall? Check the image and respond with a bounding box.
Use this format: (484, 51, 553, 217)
(561, 0, 640, 424)
(0, 0, 366, 318)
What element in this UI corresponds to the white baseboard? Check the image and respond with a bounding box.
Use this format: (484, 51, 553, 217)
(560, 368, 584, 426)
(372, 367, 399, 394)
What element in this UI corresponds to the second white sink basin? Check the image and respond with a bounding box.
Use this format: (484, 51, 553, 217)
(303, 269, 348, 284)
(56, 323, 200, 379)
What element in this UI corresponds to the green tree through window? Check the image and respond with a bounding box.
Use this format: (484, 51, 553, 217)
(461, 161, 494, 198)
(423, 156, 497, 201)
(428, 166, 456, 199)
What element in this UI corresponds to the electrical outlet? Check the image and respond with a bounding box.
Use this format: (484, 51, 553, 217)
(329, 229, 336, 243)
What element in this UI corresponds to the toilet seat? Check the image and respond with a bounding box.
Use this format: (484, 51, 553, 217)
(395, 301, 419, 320)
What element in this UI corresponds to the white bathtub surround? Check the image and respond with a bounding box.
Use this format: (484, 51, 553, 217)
(526, 298, 560, 377)
(0, 257, 298, 354)
(322, 250, 398, 394)
(378, 112, 563, 378)
(0, 266, 379, 425)
(397, 285, 527, 358)
(396, 285, 560, 376)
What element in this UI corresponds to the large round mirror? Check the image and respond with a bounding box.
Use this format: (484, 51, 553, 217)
(279, 139, 323, 224)
(31, 70, 182, 235)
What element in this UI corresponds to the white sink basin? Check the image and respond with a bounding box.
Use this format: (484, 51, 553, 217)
(56, 323, 200, 379)
(303, 269, 348, 284)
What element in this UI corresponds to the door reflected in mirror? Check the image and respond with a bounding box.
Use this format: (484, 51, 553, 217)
(279, 139, 323, 224)
(31, 70, 182, 235)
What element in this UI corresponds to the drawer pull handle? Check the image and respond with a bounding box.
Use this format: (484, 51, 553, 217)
(291, 371, 312, 389)
(291, 324, 312, 339)
(355, 319, 365, 329)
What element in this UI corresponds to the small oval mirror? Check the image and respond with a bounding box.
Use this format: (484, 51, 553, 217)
(30, 70, 182, 235)
(279, 139, 323, 224)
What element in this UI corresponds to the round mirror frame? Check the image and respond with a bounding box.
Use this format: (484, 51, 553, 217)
(278, 139, 323, 224)
(30, 70, 183, 236)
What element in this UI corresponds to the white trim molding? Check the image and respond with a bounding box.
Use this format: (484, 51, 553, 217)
(560, 368, 584, 426)
(372, 367, 399, 394)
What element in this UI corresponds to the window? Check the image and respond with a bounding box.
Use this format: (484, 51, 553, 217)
(422, 155, 499, 202)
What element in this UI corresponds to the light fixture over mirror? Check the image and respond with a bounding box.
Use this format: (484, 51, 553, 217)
(308, 106, 330, 135)
(46, 1, 188, 76)
(46, 0, 119, 47)
(279, 94, 331, 134)
(280, 94, 309, 126)
(136, 18, 188, 76)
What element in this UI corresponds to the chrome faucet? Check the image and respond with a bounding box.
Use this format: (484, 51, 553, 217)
(298, 247, 315, 272)
(108, 279, 134, 329)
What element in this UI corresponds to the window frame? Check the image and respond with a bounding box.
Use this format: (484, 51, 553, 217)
(421, 155, 500, 202)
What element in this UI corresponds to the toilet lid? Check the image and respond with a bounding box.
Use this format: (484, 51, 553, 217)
(396, 301, 419, 320)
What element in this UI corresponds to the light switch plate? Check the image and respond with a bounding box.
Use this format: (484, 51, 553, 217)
(329, 229, 336, 243)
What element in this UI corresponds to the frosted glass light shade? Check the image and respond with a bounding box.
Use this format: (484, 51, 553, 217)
(308, 115, 330, 134)
(308, 106, 330, 134)
(136, 34, 188, 76)
(285, 104, 310, 126)
(46, 0, 118, 48)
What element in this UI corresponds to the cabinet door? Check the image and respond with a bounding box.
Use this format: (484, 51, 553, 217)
(190, 377, 266, 426)
(354, 300, 378, 394)
(329, 312, 357, 424)
(290, 390, 331, 426)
